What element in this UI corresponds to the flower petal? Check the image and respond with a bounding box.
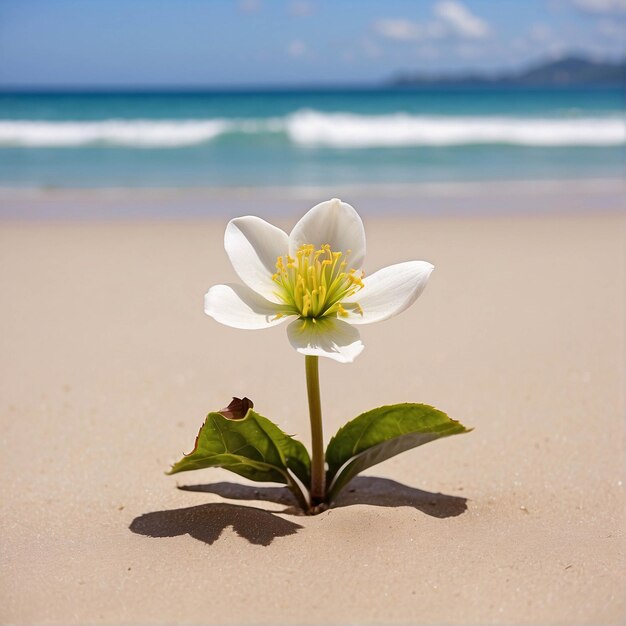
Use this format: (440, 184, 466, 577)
(289, 198, 366, 269)
(343, 261, 434, 325)
(224, 216, 289, 303)
(204, 283, 289, 330)
(287, 317, 364, 363)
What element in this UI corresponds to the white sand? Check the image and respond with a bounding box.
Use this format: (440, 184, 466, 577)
(0, 193, 624, 624)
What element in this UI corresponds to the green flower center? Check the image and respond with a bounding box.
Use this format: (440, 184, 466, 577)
(272, 244, 364, 319)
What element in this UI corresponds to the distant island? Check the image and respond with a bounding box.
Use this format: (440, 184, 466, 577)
(389, 55, 625, 88)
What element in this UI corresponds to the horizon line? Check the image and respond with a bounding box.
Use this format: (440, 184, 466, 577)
(1, 53, 623, 95)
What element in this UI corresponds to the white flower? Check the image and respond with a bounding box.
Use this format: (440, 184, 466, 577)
(204, 199, 434, 363)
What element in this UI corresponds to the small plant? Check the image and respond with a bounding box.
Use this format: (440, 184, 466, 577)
(168, 199, 471, 514)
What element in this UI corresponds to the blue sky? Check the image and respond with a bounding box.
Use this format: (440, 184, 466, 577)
(0, 0, 624, 87)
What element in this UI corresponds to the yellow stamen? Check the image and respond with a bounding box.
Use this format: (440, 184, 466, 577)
(271, 244, 364, 319)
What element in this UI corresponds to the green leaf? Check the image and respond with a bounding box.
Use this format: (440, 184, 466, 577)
(326, 403, 471, 502)
(168, 409, 311, 508)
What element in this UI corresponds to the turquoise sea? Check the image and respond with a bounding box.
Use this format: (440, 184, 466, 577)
(0, 87, 623, 187)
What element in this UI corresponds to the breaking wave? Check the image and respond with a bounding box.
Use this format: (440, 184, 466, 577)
(0, 110, 623, 148)
(286, 110, 625, 147)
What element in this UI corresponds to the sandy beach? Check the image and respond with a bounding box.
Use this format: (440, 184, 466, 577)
(1, 185, 624, 624)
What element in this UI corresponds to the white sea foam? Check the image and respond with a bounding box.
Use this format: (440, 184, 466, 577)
(0, 119, 232, 147)
(286, 110, 626, 147)
(0, 111, 623, 148)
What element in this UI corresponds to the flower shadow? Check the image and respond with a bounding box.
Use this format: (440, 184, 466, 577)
(130, 478, 466, 547)
(333, 476, 467, 518)
(129, 502, 303, 547)
(178, 476, 467, 519)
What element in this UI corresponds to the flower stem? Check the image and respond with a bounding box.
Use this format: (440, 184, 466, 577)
(305, 355, 325, 505)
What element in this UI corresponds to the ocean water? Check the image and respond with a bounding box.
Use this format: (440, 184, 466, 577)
(0, 88, 623, 187)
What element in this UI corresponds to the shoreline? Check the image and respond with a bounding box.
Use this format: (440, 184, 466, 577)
(0, 177, 624, 220)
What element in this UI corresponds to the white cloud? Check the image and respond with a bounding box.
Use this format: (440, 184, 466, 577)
(545, 41, 569, 58)
(455, 43, 483, 59)
(571, 0, 626, 13)
(597, 17, 626, 36)
(507, 23, 557, 56)
(373, 19, 423, 41)
(373, 2, 490, 43)
(287, 40, 307, 57)
(510, 36, 529, 52)
(363, 40, 383, 58)
(238, 0, 261, 13)
(434, 0, 490, 39)
(529, 22, 553, 42)
(425, 22, 447, 39)
(415, 44, 441, 60)
(289, 1, 314, 17)
(342, 50, 356, 63)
